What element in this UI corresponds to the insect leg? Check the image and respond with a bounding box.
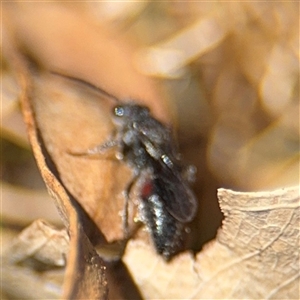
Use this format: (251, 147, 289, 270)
(122, 171, 140, 237)
(85, 140, 119, 155)
(67, 139, 120, 158)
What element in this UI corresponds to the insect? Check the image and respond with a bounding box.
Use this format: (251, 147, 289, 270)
(53, 72, 198, 259)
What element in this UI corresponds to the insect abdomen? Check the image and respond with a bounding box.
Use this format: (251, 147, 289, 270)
(139, 178, 187, 260)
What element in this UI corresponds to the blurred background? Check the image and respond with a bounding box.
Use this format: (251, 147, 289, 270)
(2, 2, 299, 258)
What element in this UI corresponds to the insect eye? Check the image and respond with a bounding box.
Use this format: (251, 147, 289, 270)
(114, 106, 125, 117)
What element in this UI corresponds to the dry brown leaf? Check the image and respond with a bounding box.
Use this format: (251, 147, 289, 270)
(2, 220, 108, 299)
(64, 223, 108, 300)
(4, 219, 68, 267)
(31, 72, 131, 243)
(124, 186, 300, 299)
(2, 220, 68, 299)
(8, 53, 109, 299)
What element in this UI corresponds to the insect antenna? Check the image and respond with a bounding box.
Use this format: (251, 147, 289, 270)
(50, 71, 120, 104)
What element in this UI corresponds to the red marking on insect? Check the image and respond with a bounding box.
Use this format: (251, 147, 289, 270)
(141, 180, 154, 198)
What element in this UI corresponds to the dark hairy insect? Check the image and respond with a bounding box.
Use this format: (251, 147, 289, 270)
(53, 72, 198, 259)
